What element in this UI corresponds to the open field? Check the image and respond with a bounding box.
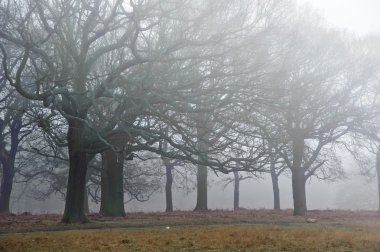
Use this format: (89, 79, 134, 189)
(1, 209, 380, 251)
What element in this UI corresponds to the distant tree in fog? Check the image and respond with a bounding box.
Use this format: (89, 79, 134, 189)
(260, 17, 377, 216)
(338, 35, 380, 212)
(0, 76, 36, 213)
(86, 152, 163, 211)
(346, 117, 380, 212)
(222, 171, 255, 210)
(234, 8, 378, 216)
(268, 148, 288, 210)
(161, 134, 196, 213)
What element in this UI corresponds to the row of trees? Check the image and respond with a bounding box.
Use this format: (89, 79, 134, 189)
(1, 0, 380, 223)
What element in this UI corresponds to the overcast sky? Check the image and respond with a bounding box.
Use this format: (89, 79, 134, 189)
(297, 0, 380, 36)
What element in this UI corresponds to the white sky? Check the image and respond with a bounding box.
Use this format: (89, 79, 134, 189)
(297, 0, 380, 36)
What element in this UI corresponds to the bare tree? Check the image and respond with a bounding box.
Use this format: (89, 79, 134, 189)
(0, 0, 319, 222)
(1, 0, 259, 222)
(1, 0, 151, 222)
(0, 78, 35, 213)
(87, 151, 163, 209)
(269, 151, 287, 210)
(259, 16, 377, 216)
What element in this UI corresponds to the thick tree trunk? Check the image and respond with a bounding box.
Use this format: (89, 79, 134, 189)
(0, 164, 13, 213)
(165, 164, 173, 212)
(194, 164, 208, 211)
(100, 150, 125, 217)
(194, 113, 210, 212)
(0, 115, 22, 214)
(270, 163, 280, 210)
(292, 136, 307, 216)
(61, 119, 89, 223)
(233, 171, 240, 210)
(376, 147, 380, 212)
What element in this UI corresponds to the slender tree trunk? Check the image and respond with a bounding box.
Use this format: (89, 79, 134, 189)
(83, 155, 96, 214)
(233, 171, 240, 210)
(161, 135, 174, 212)
(84, 188, 89, 214)
(270, 162, 280, 210)
(292, 136, 307, 216)
(83, 168, 90, 215)
(83, 158, 93, 215)
(61, 119, 89, 223)
(194, 164, 208, 211)
(100, 150, 125, 217)
(0, 163, 13, 213)
(165, 164, 173, 212)
(271, 173, 280, 210)
(376, 147, 380, 212)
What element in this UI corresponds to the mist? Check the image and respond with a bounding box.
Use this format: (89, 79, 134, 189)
(10, 155, 378, 214)
(1, 0, 380, 224)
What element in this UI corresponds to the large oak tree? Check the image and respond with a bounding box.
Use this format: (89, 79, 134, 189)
(0, 0, 281, 222)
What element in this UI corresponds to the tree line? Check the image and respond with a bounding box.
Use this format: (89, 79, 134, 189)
(0, 0, 380, 223)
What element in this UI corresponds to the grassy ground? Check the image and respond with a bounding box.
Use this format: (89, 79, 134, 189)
(1, 209, 380, 251)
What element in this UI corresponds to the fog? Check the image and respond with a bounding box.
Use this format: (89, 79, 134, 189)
(1, 0, 380, 224)
(298, 0, 380, 36)
(10, 173, 378, 214)
(10, 155, 378, 214)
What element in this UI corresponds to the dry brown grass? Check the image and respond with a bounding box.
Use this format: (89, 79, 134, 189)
(2, 224, 380, 252)
(1, 210, 380, 251)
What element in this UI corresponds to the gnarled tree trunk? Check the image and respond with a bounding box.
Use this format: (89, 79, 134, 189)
(233, 171, 240, 210)
(61, 119, 89, 223)
(194, 164, 208, 211)
(194, 113, 210, 212)
(291, 136, 307, 216)
(99, 150, 125, 217)
(165, 163, 174, 212)
(0, 163, 13, 213)
(0, 115, 23, 214)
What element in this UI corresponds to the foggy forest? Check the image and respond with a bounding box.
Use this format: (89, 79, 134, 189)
(1, 0, 380, 251)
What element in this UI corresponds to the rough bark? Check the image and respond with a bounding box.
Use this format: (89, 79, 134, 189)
(194, 113, 210, 212)
(99, 150, 125, 217)
(377, 147, 380, 212)
(233, 171, 240, 210)
(270, 162, 280, 210)
(0, 164, 13, 213)
(0, 115, 22, 214)
(61, 119, 89, 223)
(291, 136, 307, 216)
(165, 164, 174, 212)
(194, 164, 208, 211)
